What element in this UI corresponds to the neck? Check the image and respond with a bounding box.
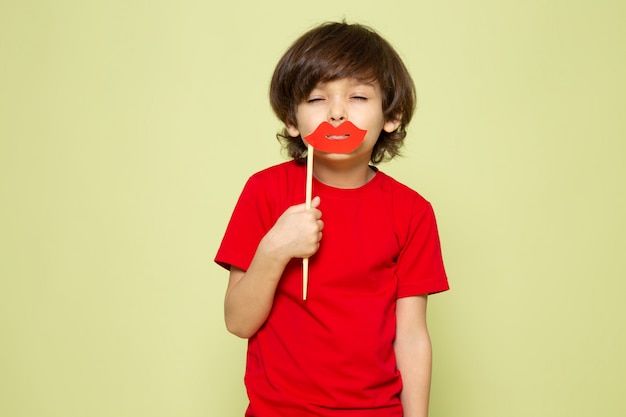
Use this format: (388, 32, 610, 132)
(312, 158, 375, 189)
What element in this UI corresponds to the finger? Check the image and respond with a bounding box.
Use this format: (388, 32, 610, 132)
(310, 195, 321, 208)
(285, 202, 307, 213)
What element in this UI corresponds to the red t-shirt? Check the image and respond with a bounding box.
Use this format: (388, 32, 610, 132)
(215, 161, 449, 417)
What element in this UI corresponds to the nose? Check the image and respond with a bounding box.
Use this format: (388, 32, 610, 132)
(328, 97, 346, 125)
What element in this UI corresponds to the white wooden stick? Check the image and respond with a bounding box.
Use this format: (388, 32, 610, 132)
(303, 143, 314, 300)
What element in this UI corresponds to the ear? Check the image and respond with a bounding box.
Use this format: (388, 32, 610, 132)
(383, 115, 401, 133)
(285, 124, 301, 138)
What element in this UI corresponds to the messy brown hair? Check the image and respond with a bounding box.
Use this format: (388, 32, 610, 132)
(269, 21, 416, 164)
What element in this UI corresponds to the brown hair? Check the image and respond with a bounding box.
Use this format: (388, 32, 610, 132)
(269, 21, 416, 164)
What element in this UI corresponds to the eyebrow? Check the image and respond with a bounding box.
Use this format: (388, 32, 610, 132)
(313, 79, 378, 90)
(355, 78, 377, 86)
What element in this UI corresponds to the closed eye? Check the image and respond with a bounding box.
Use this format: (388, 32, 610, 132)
(351, 96, 368, 101)
(307, 97, 325, 103)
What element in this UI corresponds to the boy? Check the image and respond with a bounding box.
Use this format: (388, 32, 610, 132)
(215, 22, 449, 417)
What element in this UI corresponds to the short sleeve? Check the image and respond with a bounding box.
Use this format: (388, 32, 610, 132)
(214, 175, 276, 272)
(395, 201, 449, 298)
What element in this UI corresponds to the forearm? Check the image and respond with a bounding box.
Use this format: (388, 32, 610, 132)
(224, 197, 323, 338)
(224, 236, 290, 338)
(395, 295, 432, 417)
(395, 333, 432, 417)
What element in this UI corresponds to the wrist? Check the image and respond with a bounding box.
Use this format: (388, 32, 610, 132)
(257, 233, 292, 268)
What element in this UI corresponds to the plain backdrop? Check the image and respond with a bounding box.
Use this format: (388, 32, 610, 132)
(1, 1, 625, 416)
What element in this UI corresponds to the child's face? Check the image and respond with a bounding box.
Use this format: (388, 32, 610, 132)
(286, 78, 399, 162)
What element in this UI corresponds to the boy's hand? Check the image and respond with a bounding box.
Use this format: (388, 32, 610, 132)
(261, 196, 323, 262)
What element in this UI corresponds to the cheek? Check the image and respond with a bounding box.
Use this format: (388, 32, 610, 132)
(359, 115, 385, 134)
(296, 116, 322, 136)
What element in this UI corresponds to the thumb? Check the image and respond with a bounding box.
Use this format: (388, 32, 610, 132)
(310, 195, 321, 208)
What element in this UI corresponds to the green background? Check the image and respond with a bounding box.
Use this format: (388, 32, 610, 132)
(1, 1, 624, 416)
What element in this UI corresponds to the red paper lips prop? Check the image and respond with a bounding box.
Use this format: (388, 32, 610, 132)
(300, 120, 368, 300)
(303, 121, 367, 154)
